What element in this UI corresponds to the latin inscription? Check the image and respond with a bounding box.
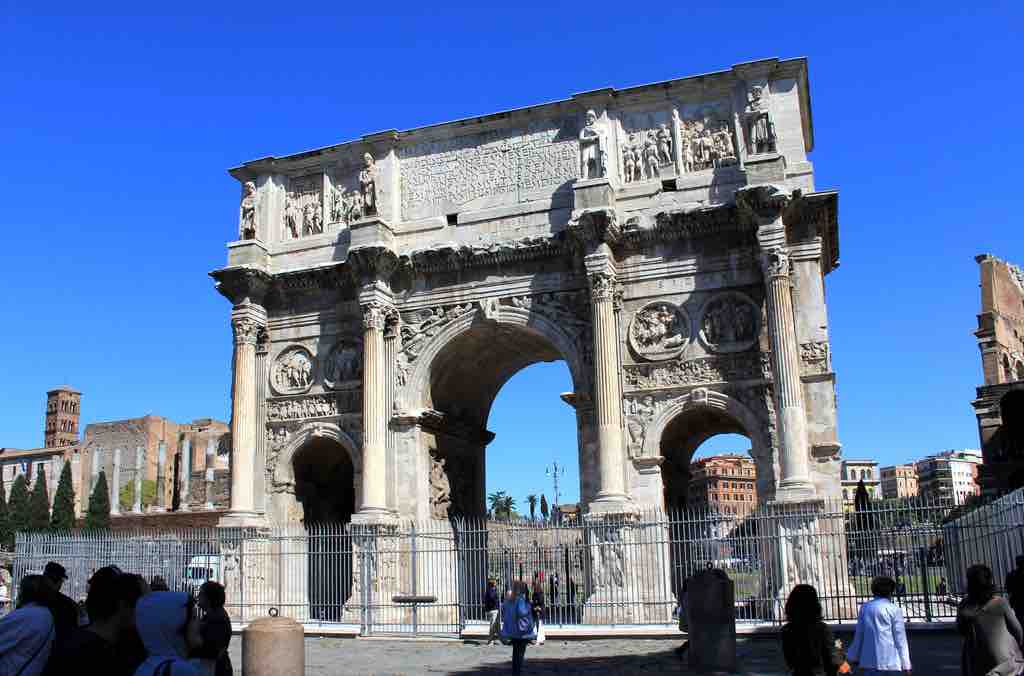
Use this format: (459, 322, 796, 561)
(399, 120, 578, 218)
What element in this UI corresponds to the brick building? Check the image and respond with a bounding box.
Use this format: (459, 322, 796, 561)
(972, 254, 1024, 495)
(687, 454, 757, 517)
(916, 450, 982, 505)
(880, 464, 919, 500)
(44, 385, 81, 449)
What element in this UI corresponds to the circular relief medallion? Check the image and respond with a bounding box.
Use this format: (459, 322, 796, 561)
(698, 292, 759, 353)
(628, 301, 691, 361)
(271, 345, 316, 395)
(322, 340, 362, 390)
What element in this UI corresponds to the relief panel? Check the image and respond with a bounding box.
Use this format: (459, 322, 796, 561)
(677, 101, 738, 174)
(282, 174, 323, 240)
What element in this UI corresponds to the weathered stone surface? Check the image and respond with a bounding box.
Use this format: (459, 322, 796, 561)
(686, 569, 737, 672)
(242, 616, 304, 676)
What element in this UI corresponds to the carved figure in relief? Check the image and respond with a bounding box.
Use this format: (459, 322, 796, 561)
(272, 347, 315, 394)
(678, 114, 737, 173)
(656, 124, 673, 165)
(359, 153, 378, 216)
(622, 145, 636, 184)
(644, 134, 660, 178)
(429, 451, 452, 520)
(701, 295, 758, 351)
(578, 110, 607, 179)
(324, 343, 361, 387)
(302, 201, 323, 235)
(239, 181, 257, 240)
(745, 85, 776, 155)
(626, 395, 656, 458)
(283, 199, 300, 239)
(629, 303, 689, 360)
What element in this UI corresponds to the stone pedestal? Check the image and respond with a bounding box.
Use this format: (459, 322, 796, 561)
(686, 568, 737, 673)
(242, 616, 304, 676)
(581, 511, 674, 625)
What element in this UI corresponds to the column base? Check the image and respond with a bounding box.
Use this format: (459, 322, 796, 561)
(588, 494, 631, 514)
(218, 511, 266, 528)
(774, 478, 816, 502)
(350, 507, 395, 525)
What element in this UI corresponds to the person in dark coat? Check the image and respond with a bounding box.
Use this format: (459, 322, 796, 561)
(781, 584, 846, 676)
(42, 561, 82, 651)
(1006, 556, 1024, 622)
(191, 581, 233, 676)
(483, 578, 500, 645)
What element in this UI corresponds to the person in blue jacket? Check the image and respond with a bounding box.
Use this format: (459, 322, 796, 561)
(501, 580, 536, 674)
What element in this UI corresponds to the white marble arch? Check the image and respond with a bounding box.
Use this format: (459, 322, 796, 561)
(268, 422, 362, 525)
(638, 387, 777, 507)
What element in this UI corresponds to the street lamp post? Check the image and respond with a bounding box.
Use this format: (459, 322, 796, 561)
(546, 461, 566, 510)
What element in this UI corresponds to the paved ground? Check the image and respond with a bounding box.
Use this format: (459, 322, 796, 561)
(226, 630, 962, 675)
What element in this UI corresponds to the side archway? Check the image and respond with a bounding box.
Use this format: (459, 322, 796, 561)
(268, 423, 361, 525)
(642, 388, 776, 509)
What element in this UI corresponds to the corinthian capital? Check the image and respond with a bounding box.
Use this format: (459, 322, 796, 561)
(232, 317, 261, 345)
(761, 246, 791, 278)
(588, 271, 618, 303)
(362, 301, 397, 331)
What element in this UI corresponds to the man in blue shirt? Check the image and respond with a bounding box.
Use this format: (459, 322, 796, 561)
(847, 576, 912, 675)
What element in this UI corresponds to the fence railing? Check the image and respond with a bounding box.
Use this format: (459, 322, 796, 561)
(13, 493, 1022, 633)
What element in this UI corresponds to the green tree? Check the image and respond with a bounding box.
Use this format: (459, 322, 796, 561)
(487, 491, 507, 518)
(119, 478, 157, 512)
(526, 494, 538, 521)
(540, 494, 549, 521)
(7, 474, 30, 536)
(84, 471, 112, 531)
(50, 462, 76, 531)
(0, 474, 11, 550)
(28, 469, 50, 531)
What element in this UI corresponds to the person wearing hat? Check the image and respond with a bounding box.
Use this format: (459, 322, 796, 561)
(42, 561, 81, 652)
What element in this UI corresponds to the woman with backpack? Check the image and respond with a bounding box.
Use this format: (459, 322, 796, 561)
(501, 580, 536, 675)
(958, 564, 1024, 676)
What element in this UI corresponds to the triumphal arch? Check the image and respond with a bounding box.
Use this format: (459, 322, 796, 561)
(212, 57, 843, 620)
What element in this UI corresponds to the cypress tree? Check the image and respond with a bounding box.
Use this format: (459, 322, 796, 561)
(0, 474, 10, 550)
(50, 462, 76, 531)
(8, 474, 30, 536)
(28, 469, 50, 531)
(84, 471, 112, 530)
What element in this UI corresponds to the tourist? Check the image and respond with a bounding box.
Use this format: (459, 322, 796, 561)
(1007, 556, 1024, 621)
(0, 575, 57, 676)
(42, 560, 82, 649)
(847, 576, 912, 675)
(957, 564, 1024, 676)
(484, 578, 500, 645)
(531, 577, 546, 645)
(501, 580, 536, 675)
(937, 577, 949, 598)
(133, 591, 200, 676)
(781, 584, 847, 676)
(190, 581, 233, 676)
(45, 568, 144, 676)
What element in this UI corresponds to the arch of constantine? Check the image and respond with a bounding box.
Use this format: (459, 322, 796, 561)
(211, 57, 844, 623)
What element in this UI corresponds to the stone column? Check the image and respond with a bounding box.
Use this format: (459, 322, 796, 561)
(588, 264, 628, 506)
(205, 438, 216, 509)
(358, 302, 389, 516)
(226, 305, 266, 523)
(254, 330, 269, 514)
(133, 446, 143, 513)
(91, 447, 102, 493)
(111, 447, 121, 515)
(179, 439, 192, 511)
(761, 246, 814, 501)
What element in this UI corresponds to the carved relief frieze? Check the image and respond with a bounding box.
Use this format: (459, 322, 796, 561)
(678, 103, 738, 173)
(799, 341, 831, 375)
(322, 339, 362, 389)
(624, 394, 656, 459)
(399, 119, 578, 219)
(628, 302, 690, 361)
(699, 292, 759, 353)
(266, 391, 359, 422)
(271, 346, 316, 395)
(282, 174, 323, 240)
(428, 449, 452, 520)
(591, 525, 625, 590)
(618, 109, 674, 184)
(623, 351, 764, 391)
(743, 83, 777, 155)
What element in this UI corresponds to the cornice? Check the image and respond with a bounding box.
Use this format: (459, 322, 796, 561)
(399, 235, 569, 275)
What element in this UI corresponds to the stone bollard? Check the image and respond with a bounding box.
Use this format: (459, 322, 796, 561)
(243, 616, 304, 676)
(686, 568, 736, 673)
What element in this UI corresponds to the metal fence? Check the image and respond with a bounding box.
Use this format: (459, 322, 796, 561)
(13, 492, 1024, 634)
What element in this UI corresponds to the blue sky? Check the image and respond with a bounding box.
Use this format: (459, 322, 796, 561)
(1, 2, 1021, 510)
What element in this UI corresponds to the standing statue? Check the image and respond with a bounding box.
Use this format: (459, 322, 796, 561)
(239, 181, 257, 240)
(578, 109, 606, 179)
(644, 134, 660, 178)
(429, 451, 452, 520)
(745, 85, 776, 155)
(656, 123, 673, 165)
(359, 152, 378, 217)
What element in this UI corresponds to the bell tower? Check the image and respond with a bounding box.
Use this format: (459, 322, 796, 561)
(44, 385, 81, 448)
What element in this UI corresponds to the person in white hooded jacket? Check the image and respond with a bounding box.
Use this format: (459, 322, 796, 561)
(133, 592, 199, 676)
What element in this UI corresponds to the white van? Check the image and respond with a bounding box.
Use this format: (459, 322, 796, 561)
(184, 555, 221, 594)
